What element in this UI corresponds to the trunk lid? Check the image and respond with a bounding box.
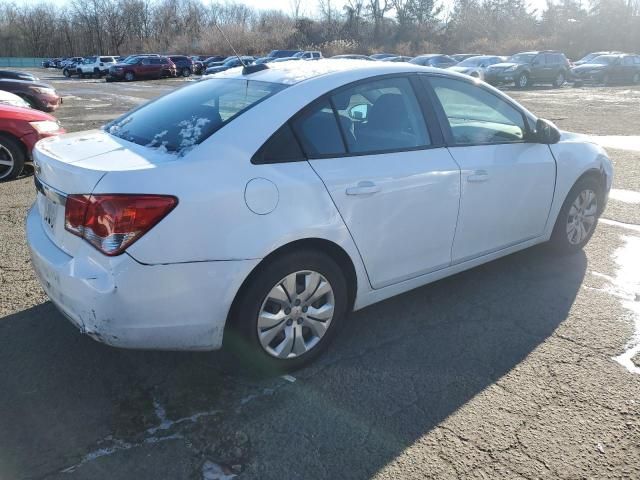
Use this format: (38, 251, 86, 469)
(33, 129, 177, 256)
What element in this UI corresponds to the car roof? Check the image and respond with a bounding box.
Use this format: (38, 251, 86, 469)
(210, 58, 457, 86)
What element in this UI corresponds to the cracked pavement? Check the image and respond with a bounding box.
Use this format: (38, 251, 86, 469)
(0, 72, 639, 479)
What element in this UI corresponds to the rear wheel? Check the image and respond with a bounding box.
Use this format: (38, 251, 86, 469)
(550, 177, 602, 253)
(229, 250, 348, 372)
(63, 68, 71, 78)
(0, 134, 26, 182)
(553, 71, 566, 88)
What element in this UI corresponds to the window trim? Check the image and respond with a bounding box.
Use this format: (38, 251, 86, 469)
(419, 73, 535, 148)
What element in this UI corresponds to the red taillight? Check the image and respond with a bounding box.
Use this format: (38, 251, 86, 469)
(64, 194, 178, 256)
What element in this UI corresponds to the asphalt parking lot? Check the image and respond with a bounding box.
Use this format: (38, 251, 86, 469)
(1, 70, 639, 479)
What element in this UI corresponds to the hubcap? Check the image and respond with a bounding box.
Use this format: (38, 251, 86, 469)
(519, 75, 527, 87)
(0, 143, 15, 180)
(566, 189, 598, 245)
(257, 270, 335, 359)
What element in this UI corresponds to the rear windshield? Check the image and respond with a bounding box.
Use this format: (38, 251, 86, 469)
(106, 78, 286, 155)
(590, 55, 616, 65)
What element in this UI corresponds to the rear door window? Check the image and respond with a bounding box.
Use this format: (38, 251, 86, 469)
(330, 76, 430, 154)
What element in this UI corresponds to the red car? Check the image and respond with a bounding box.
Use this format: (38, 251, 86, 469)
(0, 104, 65, 181)
(107, 56, 177, 82)
(0, 79, 62, 112)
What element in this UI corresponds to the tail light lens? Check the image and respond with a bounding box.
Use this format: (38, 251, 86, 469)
(64, 194, 178, 256)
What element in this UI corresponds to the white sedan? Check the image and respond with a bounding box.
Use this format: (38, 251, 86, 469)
(27, 60, 613, 370)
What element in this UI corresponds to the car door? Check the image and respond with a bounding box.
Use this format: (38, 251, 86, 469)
(424, 75, 556, 263)
(530, 54, 548, 82)
(298, 76, 461, 289)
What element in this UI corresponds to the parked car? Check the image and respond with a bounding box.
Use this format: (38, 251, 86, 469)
(292, 51, 323, 60)
(272, 57, 302, 63)
(0, 104, 64, 180)
(410, 54, 458, 68)
(331, 54, 373, 61)
(381, 56, 413, 62)
(168, 55, 195, 77)
(77, 56, 118, 78)
(107, 56, 176, 81)
(369, 53, 397, 60)
(254, 57, 277, 65)
(27, 60, 612, 370)
(0, 90, 31, 109)
(573, 51, 623, 66)
(267, 50, 302, 59)
(0, 79, 62, 112)
(41, 59, 54, 68)
(447, 55, 504, 80)
(451, 54, 483, 62)
(0, 70, 39, 82)
(571, 54, 640, 86)
(62, 59, 84, 78)
(203, 55, 227, 66)
(60, 57, 84, 69)
(204, 56, 254, 75)
(484, 51, 570, 88)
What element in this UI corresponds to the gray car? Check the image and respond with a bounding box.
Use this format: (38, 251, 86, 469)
(484, 51, 570, 88)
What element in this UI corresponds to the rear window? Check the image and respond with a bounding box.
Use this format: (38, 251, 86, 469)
(106, 79, 286, 155)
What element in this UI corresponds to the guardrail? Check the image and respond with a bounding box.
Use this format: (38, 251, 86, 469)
(0, 57, 47, 68)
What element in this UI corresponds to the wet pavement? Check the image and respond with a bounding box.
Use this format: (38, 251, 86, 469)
(0, 70, 639, 479)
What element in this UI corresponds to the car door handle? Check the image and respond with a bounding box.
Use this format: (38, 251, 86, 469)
(346, 181, 381, 196)
(467, 170, 490, 183)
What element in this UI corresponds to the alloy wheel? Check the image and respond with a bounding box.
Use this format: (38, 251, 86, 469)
(566, 189, 598, 245)
(0, 143, 15, 180)
(257, 270, 335, 359)
(518, 74, 528, 88)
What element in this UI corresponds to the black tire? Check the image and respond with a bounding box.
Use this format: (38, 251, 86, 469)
(550, 176, 603, 254)
(553, 71, 566, 88)
(0, 134, 26, 182)
(93, 68, 101, 78)
(124, 71, 135, 82)
(228, 249, 349, 373)
(182, 67, 191, 77)
(516, 72, 529, 89)
(63, 68, 71, 78)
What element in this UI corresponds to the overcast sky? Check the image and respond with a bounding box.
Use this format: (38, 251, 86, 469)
(20, 0, 550, 16)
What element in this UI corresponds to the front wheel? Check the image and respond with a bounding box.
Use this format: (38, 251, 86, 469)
(0, 134, 26, 182)
(182, 67, 191, 77)
(516, 72, 529, 89)
(553, 71, 566, 88)
(124, 71, 135, 82)
(63, 68, 71, 78)
(229, 250, 349, 372)
(550, 177, 602, 253)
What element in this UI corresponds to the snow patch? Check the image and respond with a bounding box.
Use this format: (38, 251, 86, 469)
(609, 189, 640, 204)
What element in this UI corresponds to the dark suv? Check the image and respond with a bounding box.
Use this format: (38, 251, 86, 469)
(168, 55, 194, 77)
(485, 51, 570, 88)
(571, 54, 640, 86)
(107, 56, 176, 82)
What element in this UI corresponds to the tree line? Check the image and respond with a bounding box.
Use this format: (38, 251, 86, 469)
(0, 0, 639, 60)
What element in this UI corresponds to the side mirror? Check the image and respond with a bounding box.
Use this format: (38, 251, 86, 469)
(535, 118, 561, 144)
(348, 104, 369, 121)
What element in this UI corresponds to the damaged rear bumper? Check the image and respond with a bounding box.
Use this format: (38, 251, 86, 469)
(26, 205, 259, 350)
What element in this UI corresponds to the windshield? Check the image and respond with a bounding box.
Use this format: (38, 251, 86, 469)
(578, 53, 598, 63)
(106, 79, 286, 155)
(508, 53, 536, 64)
(589, 55, 616, 65)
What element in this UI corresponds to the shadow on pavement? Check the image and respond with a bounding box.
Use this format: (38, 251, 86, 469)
(0, 245, 587, 479)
